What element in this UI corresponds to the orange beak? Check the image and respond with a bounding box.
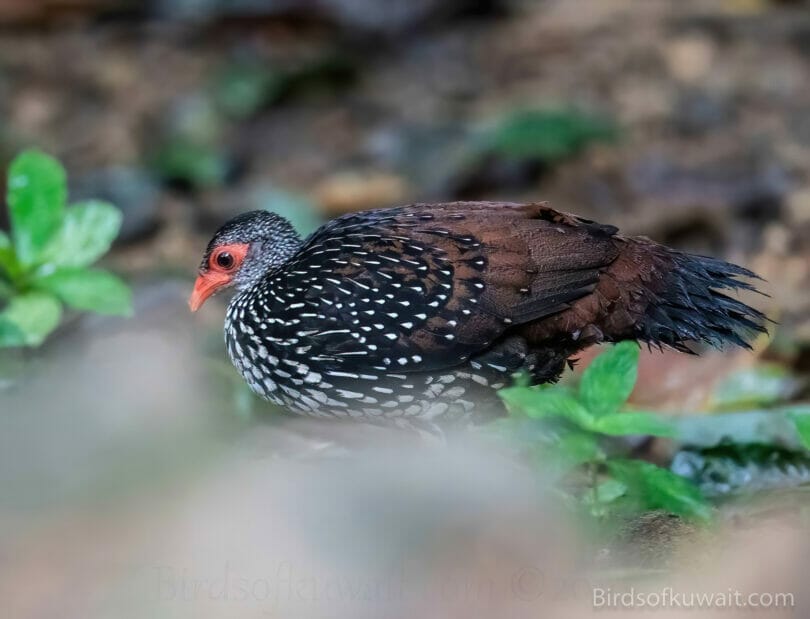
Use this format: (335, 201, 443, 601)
(189, 272, 231, 312)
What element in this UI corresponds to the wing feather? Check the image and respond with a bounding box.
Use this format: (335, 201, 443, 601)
(250, 202, 621, 374)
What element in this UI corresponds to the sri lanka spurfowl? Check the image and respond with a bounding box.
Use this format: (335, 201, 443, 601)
(190, 202, 765, 427)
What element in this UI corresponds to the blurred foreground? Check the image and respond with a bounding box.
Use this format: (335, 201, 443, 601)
(0, 295, 807, 618)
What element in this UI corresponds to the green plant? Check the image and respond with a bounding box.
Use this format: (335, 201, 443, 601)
(497, 342, 713, 524)
(151, 97, 231, 190)
(476, 108, 618, 162)
(211, 54, 357, 120)
(0, 150, 131, 347)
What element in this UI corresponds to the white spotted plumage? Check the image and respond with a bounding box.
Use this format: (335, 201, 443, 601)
(205, 204, 593, 425)
(214, 206, 526, 423)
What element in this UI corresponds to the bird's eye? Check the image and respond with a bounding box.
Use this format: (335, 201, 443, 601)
(215, 251, 235, 269)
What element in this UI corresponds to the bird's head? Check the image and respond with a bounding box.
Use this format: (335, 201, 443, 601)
(189, 210, 302, 311)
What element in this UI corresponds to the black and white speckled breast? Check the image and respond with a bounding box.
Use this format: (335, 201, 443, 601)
(225, 290, 510, 421)
(220, 206, 537, 422)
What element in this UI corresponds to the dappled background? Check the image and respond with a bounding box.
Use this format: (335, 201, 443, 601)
(2, 1, 810, 617)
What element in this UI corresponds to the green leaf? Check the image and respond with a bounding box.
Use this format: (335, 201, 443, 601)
(34, 268, 132, 316)
(499, 385, 594, 429)
(0, 291, 62, 346)
(0, 229, 11, 257)
(530, 430, 605, 481)
(7, 150, 67, 265)
(710, 364, 800, 411)
(0, 230, 18, 282)
(0, 316, 26, 347)
(40, 200, 123, 268)
(480, 108, 618, 162)
(213, 63, 288, 119)
(790, 413, 810, 451)
(582, 479, 628, 506)
(592, 412, 675, 437)
(671, 405, 810, 449)
(607, 459, 713, 523)
(579, 341, 639, 416)
(152, 140, 229, 189)
(594, 479, 628, 503)
(553, 430, 606, 466)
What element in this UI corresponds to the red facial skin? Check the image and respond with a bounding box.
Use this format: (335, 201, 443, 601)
(189, 243, 249, 311)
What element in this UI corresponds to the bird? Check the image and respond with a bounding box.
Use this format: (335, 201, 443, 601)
(190, 201, 766, 429)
